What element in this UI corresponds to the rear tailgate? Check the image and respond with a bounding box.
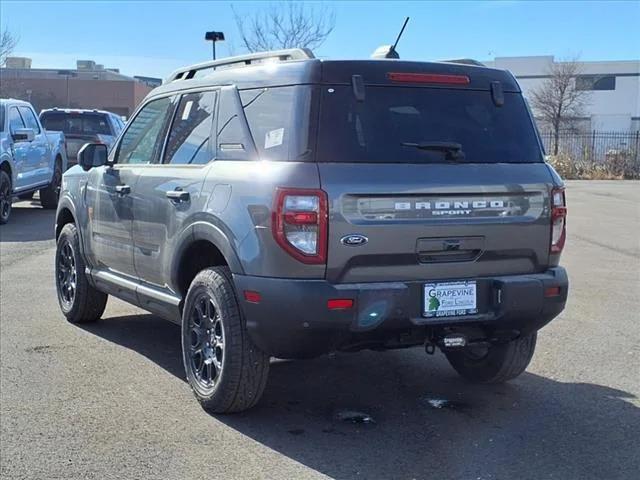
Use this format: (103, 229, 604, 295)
(316, 71, 553, 284)
(320, 163, 552, 283)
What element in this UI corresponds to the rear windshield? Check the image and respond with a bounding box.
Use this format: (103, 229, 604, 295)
(40, 112, 112, 136)
(317, 86, 543, 163)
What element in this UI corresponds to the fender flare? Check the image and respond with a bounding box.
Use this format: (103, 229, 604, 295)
(172, 221, 245, 280)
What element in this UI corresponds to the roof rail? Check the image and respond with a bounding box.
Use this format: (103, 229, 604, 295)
(166, 48, 315, 82)
(440, 58, 486, 67)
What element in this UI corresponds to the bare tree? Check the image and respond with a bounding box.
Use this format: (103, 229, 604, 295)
(530, 58, 589, 155)
(232, 3, 335, 53)
(0, 28, 19, 66)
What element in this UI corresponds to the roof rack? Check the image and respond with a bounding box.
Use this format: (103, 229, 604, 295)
(440, 58, 486, 67)
(166, 48, 315, 82)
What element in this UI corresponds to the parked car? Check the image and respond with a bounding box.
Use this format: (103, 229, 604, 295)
(54, 49, 568, 413)
(39, 108, 124, 167)
(0, 99, 68, 224)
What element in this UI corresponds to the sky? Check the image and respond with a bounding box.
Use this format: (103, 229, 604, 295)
(1, 0, 639, 79)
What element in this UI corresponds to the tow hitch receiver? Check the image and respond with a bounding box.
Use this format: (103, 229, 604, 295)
(442, 334, 468, 349)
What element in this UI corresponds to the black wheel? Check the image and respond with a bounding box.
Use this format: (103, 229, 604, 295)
(0, 171, 11, 225)
(55, 223, 108, 323)
(18, 191, 34, 201)
(181, 267, 270, 413)
(40, 159, 62, 209)
(444, 332, 537, 383)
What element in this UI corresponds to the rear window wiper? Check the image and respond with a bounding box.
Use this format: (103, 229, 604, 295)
(401, 141, 466, 161)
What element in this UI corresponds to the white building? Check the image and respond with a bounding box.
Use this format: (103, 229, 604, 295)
(485, 56, 640, 132)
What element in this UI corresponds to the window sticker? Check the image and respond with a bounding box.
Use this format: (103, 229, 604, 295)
(181, 101, 193, 120)
(265, 128, 284, 149)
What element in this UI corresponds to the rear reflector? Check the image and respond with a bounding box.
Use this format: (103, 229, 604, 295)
(544, 287, 561, 298)
(387, 72, 470, 85)
(244, 291, 261, 303)
(327, 299, 354, 310)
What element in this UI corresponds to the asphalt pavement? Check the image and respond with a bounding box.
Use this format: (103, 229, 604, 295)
(1, 180, 639, 480)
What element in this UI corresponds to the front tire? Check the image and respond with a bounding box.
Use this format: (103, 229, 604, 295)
(181, 267, 270, 413)
(444, 332, 537, 383)
(55, 223, 108, 323)
(0, 171, 12, 225)
(40, 160, 62, 209)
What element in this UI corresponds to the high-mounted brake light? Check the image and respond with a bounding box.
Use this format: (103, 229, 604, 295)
(550, 187, 567, 254)
(272, 188, 328, 264)
(387, 72, 470, 85)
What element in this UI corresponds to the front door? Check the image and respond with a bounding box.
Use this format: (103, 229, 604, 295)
(84, 95, 175, 279)
(18, 106, 51, 186)
(7, 106, 31, 191)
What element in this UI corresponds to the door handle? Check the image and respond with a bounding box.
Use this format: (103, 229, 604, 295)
(115, 184, 131, 196)
(166, 189, 190, 203)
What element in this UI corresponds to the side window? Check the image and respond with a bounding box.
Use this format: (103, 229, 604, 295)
(216, 87, 257, 161)
(8, 107, 25, 134)
(18, 107, 41, 133)
(115, 97, 174, 165)
(163, 91, 216, 165)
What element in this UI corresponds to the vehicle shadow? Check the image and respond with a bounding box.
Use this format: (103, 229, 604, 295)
(81, 313, 640, 480)
(0, 202, 55, 242)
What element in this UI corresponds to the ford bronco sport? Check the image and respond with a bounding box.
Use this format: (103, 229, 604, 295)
(54, 49, 568, 413)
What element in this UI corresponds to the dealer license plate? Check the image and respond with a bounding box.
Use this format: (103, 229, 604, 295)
(423, 281, 478, 318)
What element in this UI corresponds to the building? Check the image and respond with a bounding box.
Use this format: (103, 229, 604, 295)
(0, 58, 163, 117)
(485, 56, 640, 132)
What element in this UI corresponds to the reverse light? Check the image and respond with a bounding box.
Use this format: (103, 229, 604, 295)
(387, 72, 470, 85)
(273, 188, 328, 264)
(550, 187, 567, 254)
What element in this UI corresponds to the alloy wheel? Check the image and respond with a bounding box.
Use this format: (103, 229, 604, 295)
(56, 241, 77, 307)
(187, 294, 225, 393)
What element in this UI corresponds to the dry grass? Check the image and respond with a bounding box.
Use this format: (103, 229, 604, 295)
(546, 153, 639, 180)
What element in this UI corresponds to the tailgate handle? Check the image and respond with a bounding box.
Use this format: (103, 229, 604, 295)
(416, 237, 484, 263)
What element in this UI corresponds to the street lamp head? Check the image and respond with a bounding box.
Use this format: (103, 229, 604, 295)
(205, 31, 225, 42)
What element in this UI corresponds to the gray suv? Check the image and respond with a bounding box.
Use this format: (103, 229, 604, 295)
(54, 49, 568, 413)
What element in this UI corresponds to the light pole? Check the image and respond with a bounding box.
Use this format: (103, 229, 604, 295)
(205, 31, 225, 60)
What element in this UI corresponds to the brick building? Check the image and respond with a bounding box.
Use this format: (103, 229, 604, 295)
(0, 58, 161, 118)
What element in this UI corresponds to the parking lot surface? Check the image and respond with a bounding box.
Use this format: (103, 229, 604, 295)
(1, 180, 639, 480)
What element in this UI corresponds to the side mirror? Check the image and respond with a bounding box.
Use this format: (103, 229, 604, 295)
(78, 143, 108, 171)
(12, 128, 35, 143)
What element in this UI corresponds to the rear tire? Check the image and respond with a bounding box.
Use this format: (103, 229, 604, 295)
(55, 223, 108, 323)
(40, 160, 62, 209)
(0, 171, 11, 225)
(181, 267, 270, 413)
(444, 332, 537, 383)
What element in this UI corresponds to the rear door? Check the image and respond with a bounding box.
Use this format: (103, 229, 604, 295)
(131, 90, 217, 291)
(317, 83, 553, 284)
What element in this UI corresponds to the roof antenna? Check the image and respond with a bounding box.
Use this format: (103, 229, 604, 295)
(371, 17, 410, 59)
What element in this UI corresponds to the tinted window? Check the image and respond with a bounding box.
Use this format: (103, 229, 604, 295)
(163, 91, 216, 165)
(240, 86, 313, 161)
(0, 106, 4, 133)
(116, 97, 174, 165)
(317, 86, 543, 164)
(40, 112, 112, 136)
(8, 107, 25, 133)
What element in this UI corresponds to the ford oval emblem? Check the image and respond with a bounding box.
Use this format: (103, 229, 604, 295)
(341, 234, 368, 246)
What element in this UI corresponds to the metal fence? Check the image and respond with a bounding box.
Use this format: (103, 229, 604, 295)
(540, 130, 640, 162)
(539, 130, 640, 178)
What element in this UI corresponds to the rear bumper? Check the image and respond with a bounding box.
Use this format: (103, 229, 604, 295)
(233, 267, 568, 359)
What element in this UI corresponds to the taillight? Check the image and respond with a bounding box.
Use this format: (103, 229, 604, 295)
(550, 187, 567, 254)
(272, 188, 328, 264)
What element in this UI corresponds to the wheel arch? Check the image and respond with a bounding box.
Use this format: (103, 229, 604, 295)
(173, 222, 244, 298)
(0, 160, 12, 185)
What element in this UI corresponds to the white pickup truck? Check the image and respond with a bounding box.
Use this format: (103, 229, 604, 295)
(0, 99, 68, 224)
